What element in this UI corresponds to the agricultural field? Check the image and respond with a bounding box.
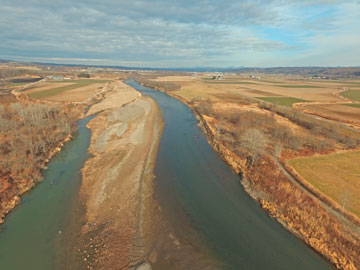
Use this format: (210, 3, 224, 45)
(154, 75, 360, 129)
(256, 97, 308, 106)
(24, 79, 111, 101)
(344, 103, 360, 108)
(340, 90, 360, 102)
(275, 84, 323, 88)
(289, 151, 360, 217)
(300, 103, 360, 125)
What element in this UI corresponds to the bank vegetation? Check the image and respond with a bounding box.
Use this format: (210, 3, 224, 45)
(0, 95, 78, 223)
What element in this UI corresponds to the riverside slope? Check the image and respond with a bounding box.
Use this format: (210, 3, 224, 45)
(77, 81, 163, 269)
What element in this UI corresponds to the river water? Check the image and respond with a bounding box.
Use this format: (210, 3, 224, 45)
(126, 79, 333, 270)
(0, 115, 94, 270)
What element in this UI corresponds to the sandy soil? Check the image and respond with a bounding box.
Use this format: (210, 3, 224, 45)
(86, 82, 140, 115)
(76, 81, 164, 270)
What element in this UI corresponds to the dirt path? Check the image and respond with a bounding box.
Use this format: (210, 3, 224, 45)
(273, 158, 360, 236)
(76, 81, 164, 270)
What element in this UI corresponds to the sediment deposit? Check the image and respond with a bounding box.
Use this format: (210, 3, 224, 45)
(78, 81, 163, 269)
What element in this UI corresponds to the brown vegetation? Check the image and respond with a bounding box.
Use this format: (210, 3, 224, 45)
(193, 99, 360, 269)
(0, 98, 78, 223)
(132, 74, 182, 92)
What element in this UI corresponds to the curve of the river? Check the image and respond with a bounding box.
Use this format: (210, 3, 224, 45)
(126, 79, 333, 270)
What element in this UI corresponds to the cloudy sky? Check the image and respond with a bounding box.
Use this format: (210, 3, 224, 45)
(0, 0, 359, 67)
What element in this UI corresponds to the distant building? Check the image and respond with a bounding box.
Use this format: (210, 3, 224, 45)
(250, 74, 261, 80)
(46, 75, 64, 80)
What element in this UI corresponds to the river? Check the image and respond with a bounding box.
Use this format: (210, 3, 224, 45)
(126, 79, 333, 270)
(0, 115, 94, 270)
(0, 80, 333, 270)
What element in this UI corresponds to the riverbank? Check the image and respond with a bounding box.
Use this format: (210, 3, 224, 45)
(75, 81, 164, 269)
(0, 93, 79, 224)
(160, 90, 360, 270)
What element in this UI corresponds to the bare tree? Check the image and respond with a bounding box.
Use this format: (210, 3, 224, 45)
(242, 129, 267, 166)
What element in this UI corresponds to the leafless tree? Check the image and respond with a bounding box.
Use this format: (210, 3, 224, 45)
(243, 129, 267, 166)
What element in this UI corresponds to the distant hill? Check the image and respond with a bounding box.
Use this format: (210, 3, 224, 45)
(225, 67, 360, 78)
(1, 59, 359, 78)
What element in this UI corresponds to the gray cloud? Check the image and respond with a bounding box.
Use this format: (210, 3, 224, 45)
(0, 0, 358, 67)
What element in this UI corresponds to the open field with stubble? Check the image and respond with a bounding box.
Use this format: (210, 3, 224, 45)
(155, 75, 360, 128)
(300, 103, 360, 125)
(289, 151, 360, 218)
(25, 79, 111, 100)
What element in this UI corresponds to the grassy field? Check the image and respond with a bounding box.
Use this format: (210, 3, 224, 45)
(289, 151, 360, 217)
(204, 81, 258, 84)
(28, 79, 110, 99)
(342, 103, 360, 108)
(256, 96, 308, 106)
(7, 82, 29, 87)
(340, 90, 360, 102)
(275, 85, 323, 88)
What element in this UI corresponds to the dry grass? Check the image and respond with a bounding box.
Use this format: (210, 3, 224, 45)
(177, 77, 343, 102)
(301, 103, 360, 124)
(151, 76, 196, 82)
(289, 151, 360, 217)
(27, 79, 110, 100)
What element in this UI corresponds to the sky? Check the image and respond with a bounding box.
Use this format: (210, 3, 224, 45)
(0, 0, 359, 68)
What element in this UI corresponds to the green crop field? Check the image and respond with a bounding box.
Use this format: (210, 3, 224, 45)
(289, 151, 360, 217)
(342, 103, 360, 108)
(275, 85, 323, 88)
(29, 79, 110, 99)
(204, 81, 258, 84)
(340, 90, 360, 102)
(256, 96, 308, 106)
(7, 82, 29, 87)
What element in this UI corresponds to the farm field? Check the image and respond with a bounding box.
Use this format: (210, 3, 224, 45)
(275, 84, 323, 88)
(172, 76, 338, 101)
(344, 103, 360, 108)
(161, 76, 360, 127)
(25, 79, 110, 100)
(289, 151, 360, 218)
(256, 96, 308, 106)
(340, 90, 360, 102)
(300, 103, 360, 124)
